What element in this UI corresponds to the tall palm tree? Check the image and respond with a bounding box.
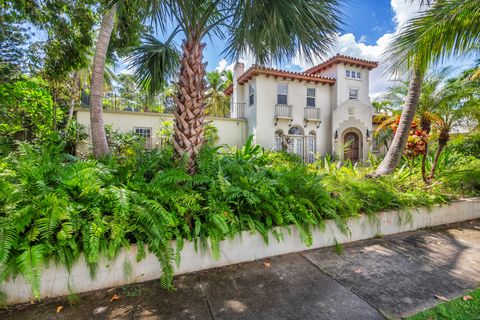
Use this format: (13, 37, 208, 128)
(129, 0, 341, 173)
(371, 0, 480, 177)
(90, 6, 117, 158)
(378, 69, 452, 181)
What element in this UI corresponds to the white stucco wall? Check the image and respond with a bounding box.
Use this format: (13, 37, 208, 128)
(3, 198, 479, 305)
(329, 64, 374, 161)
(241, 75, 333, 156)
(75, 110, 247, 152)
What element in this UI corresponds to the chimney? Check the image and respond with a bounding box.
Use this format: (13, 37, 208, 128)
(234, 62, 245, 80)
(231, 62, 245, 108)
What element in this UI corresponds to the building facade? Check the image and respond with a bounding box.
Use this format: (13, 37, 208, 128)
(226, 54, 378, 162)
(76, 54, 379, 162)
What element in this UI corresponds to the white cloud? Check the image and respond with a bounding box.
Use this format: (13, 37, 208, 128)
(292, 0, 425, 96)
(215, 59, 235, 72)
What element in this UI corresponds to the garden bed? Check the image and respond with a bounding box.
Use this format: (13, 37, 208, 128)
(3, 197, 479, 305)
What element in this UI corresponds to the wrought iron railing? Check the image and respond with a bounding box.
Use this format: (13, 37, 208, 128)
(275, 104, 293, 118)
(80, 91, 247, 119)
(304, 107, 321, 121)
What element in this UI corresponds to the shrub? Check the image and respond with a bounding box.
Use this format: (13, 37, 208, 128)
(0, 136, 477, 300)
(449, 133, 480, 158)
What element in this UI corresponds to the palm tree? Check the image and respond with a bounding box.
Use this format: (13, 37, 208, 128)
(90, 6, 117, 158)
(429, 69, 480, 179)
(128, 0, 341, 173)
(371, 0, 480, 177)
(205, 70, 228, 117)
(223, 69, 233, 88)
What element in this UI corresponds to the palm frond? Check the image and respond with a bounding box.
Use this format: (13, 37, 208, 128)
(127, 34, 180, 95)
(225, 0, 342, 65)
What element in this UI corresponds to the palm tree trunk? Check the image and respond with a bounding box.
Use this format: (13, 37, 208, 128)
(421, 144, 429, 183)
(420, 117, 431, 183)
(90, 6, 116, 158)
(429, 128, 449, 179)
(172, 36, 207, 174)
(371, 67, 424, 177)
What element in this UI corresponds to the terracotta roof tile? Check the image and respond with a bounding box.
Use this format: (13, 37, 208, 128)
(237, 64, 336, 86)
(306, 54, 378, 74)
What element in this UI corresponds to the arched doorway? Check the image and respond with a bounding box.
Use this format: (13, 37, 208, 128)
(343, 131, 360, 161)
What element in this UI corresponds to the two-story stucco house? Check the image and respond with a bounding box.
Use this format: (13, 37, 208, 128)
(225, 54, 378, 162)
(76, 54, 379, 162)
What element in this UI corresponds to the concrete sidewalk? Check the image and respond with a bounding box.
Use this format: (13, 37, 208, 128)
(1, 220, 479, 320)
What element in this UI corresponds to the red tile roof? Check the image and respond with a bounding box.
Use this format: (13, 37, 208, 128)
(224, 84, 233, 95)
(225, 55, 378, 96)
(306, 54, 378, 74)
(237, 64, 336, 85)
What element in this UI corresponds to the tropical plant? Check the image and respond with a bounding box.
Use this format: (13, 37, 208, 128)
(372, 0, 480, 177)
(127, 0, 342, 173)
(205, 70, 229, 117)
(428, 75, 480, 179)
(0, 78, 63, 141)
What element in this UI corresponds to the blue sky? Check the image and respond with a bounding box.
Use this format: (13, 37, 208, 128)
(198, 0, 477, 96)
(201, 0, 397, 72)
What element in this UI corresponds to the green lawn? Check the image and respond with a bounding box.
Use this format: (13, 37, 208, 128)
(407, 288, 480, 320)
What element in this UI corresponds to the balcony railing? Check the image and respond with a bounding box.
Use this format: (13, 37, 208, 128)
(228, 102, 247, 119)
(80, 91, 247, 119)
(275, 104, 293, 119)
(304, 107, 321, 121)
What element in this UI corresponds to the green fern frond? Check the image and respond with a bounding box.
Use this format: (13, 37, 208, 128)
(16, 245, 46, 299)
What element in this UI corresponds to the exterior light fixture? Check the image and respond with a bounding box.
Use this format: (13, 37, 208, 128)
(366, 129, 371, 141)
(334, 130, 338, 142)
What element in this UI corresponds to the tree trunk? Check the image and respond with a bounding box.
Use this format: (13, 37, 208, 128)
(370, 67, 424, 177)
(172, 35, 207, 174)
(421, 144, 429, 183)
(429, 128, 449, 179)
(67, 97, 75, 127)
(90, 6, 116, 158)
(420, 117, 431, 184)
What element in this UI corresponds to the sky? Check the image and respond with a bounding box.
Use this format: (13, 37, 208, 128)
(199, 0, 477, 97)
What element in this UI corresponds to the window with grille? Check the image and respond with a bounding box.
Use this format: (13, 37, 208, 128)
(134, 127, 152, 149)
(249, 83, 255, 106)
(346, 69, 361, 79)
(349, 88, 359, 100)
(277, 83, 288, 105)
(307, 88, 316, 107)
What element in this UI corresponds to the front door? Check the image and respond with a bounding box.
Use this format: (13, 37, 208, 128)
(344, 132, 359, 161)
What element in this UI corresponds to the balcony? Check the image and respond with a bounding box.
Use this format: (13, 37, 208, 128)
(304, 107, 321, 127)
(274, 104, 293, 125)
(80, 90, 247, 119)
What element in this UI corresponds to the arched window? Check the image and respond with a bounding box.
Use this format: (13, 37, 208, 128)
(287, 126, 304, 157)
(306, 131, 316, 163)
(274, 130, 284, 151)
(288, 126, 303, 135)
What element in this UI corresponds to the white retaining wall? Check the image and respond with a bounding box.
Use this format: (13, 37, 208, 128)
(3, 198, 480, 304)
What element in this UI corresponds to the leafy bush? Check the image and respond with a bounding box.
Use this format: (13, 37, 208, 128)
(0, 136, 478, 300)
(0, 78, 62, 141)
(449, 133, 480, 158)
